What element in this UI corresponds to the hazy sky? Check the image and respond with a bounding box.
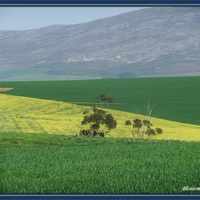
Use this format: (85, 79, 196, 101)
(0, 7, 147, 31)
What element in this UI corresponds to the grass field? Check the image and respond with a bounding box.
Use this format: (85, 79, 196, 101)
(1, 76, 200, 125)
(1, 135, 200, 194)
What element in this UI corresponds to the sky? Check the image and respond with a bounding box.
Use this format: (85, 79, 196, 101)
(0, 7, 146, 31)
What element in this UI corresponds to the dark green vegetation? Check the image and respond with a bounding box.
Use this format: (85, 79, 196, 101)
(1, 132, 200, 194)
(81, 106, 117, 137)
(1, 76, 200, 125)
(125, 118, 163, 139)
(0, 132, 117, 147)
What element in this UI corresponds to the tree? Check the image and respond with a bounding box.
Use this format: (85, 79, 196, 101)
(133, 118, 143, 138)
(125, 103, 163, 139)
(125, 118, 162, 139)
(95, 93, 114, 108)
(81, 106, 117, 137)
(124, 120, 131, 126)
(155, 128, 163, 134)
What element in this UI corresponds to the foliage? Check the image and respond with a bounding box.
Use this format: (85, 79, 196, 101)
(81, 106, 117, 136)
(156, 127, 163, 134)
(125, 118, 163, 139)
(124, 120, 131, 126)
(95, 93, 114, 108)
(1, 136, 200, 194)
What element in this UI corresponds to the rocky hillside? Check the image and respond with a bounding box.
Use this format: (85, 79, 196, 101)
(1, 7, 200, 78)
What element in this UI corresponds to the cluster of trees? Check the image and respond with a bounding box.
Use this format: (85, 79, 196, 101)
(80, 94, 163, 139)
(125, 102, 163, 139)
(124, 118, 163, 139)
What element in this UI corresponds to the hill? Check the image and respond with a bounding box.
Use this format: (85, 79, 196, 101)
(0, 93, 199, 141)
(1, 77, 200, 126)
(1, 7, 200, 80)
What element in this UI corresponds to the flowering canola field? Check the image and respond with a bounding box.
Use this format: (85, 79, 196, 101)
(0, 94, 199, 141)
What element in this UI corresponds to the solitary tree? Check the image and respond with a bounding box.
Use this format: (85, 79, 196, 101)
(95, 93, 114, 108)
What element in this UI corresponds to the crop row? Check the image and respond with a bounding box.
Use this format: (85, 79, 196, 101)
(1, 139, 200, 193)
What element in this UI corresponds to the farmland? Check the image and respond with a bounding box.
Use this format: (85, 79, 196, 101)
(0, 76, 200, 194)
(1, 135, 200, 194)
(1, 76, 200, 125)
(0, 93, 199, 141)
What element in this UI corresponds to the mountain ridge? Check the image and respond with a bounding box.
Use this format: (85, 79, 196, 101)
(1, 7, 200, 80)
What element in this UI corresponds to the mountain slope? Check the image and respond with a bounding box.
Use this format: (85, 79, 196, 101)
(1, 7, 200, 79)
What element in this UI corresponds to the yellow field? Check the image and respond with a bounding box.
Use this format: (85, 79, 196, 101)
(0, 94, 199, 141)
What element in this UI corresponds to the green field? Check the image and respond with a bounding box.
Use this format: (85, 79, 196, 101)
(1, 76, 200, 125)
(1, 133, 200, 194)
(1, 76, 200, 194)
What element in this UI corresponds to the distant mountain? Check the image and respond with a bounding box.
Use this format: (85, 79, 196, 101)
(1, 7, 200, 80)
